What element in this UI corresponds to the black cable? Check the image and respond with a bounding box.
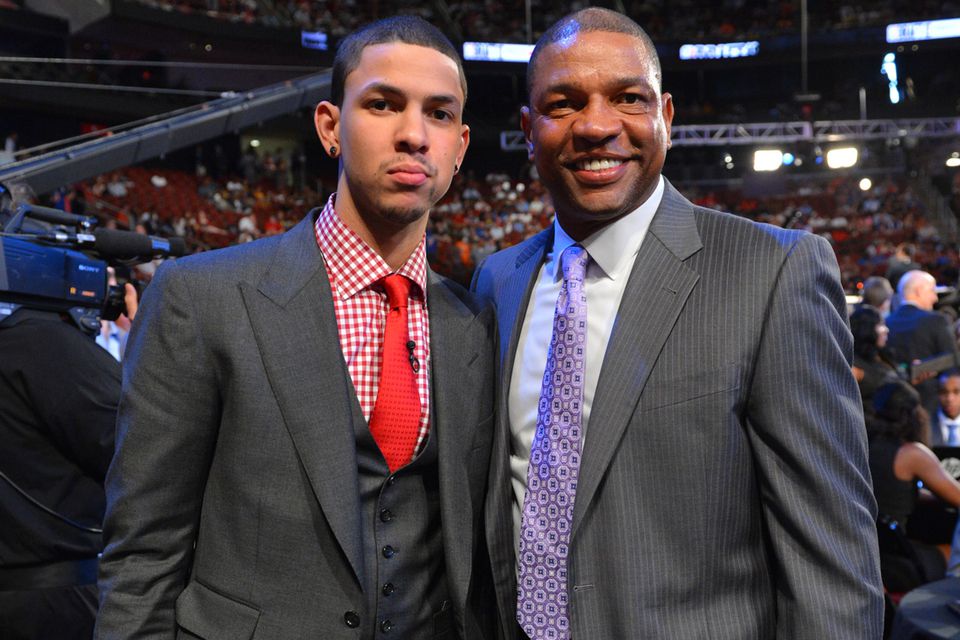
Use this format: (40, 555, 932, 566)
(0, 468, 103, 534)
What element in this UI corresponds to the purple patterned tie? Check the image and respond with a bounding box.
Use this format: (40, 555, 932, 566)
(517, 244, 589, 640)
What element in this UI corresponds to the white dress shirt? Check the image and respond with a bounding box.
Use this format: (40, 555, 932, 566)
(939, 409, 960, 446)
(96, 321, 127, 362)
(509, 175, 665, 547)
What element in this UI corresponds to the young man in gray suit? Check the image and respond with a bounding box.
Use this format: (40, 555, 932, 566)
(472, 8, 883, 639)
(96, 16, 495, 639)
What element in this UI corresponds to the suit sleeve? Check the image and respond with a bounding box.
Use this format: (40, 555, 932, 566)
(930, 312, 958, 358)
(745, 233, 884, 638)
(96, 259, 222, 639)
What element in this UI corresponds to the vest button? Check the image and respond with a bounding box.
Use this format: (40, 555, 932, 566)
(380, 509, 394, 522)
(380, 619, 394, 633)
(382, 545, 396, 558)
(343, 611, 360, 628)
(382, 582, 395, 596)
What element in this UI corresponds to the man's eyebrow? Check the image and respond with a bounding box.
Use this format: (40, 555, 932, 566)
(426, 94, 460, 106)
(360, 82, 461, 106)
(540, 76, 653, 95)
(359, 81, 405, 98)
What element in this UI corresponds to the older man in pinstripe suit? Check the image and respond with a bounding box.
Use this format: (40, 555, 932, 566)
(472, 8, 883, 639)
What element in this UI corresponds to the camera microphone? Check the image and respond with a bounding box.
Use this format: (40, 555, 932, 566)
(38, 228, 186, 260)
(9, 203, 98, 230)
(91, 228, 187, 260)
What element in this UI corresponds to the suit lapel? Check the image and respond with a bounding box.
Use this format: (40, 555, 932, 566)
(485, 228, 551, 636)
(429, 271, 488, 607)
(498, 229, 553, 382)
(572, 182, 703, 537)
(239, 214, 365, 586)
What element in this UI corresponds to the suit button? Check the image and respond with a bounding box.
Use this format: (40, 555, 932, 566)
(386, 475, 396, 486)
(382, 582, 395, 596)
(343, 611, 360, 628)
(380, 509, 393, 522)
(382, 545, 396, 558)
(380, 619, 394, 633)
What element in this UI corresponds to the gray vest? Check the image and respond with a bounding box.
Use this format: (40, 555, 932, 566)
(354, 401, 450, 639)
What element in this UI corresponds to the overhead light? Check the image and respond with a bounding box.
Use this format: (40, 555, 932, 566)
(753, 149, 783, 172)
(859, 178, 872, 191)
(250, 139, 261, 148)
(947, 157, 960, 168)
(782, 152, 796, 166)
(826, 147, 858, 169)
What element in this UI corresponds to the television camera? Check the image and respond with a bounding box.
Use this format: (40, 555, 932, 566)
(0, 200, 185, 336)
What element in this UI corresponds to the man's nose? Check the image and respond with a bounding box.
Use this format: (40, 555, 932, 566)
(395, 109, 429, 153)
(571, 97, 623, 143)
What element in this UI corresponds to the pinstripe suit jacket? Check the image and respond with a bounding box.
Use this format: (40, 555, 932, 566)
(95, 213, 496, 639)
(472, 179, 884, 639)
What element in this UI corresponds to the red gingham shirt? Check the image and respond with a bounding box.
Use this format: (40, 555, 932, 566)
(314, 195, 431, 451)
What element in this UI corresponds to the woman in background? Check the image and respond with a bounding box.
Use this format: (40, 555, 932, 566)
(868, 381, 960, 592)
(851, 305, 901, 419)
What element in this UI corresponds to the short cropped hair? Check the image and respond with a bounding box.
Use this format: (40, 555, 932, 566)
(526, 8, 661, 98)
(330, 15, 467, 107)
(897, 242, 917, 259)
(940, 369, 960, 386)
(861, 276, 893, 309)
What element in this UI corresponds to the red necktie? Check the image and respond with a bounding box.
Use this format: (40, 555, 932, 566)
(368, 274, 422, 472)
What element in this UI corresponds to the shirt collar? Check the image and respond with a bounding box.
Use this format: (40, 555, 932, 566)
(550, 175, 664, 281)
(941, 410, 960, 427)
(314, 193, 428, 300)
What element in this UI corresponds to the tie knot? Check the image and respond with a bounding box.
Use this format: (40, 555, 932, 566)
(561, 244, 589, 284)
(380, 274, 413, 309)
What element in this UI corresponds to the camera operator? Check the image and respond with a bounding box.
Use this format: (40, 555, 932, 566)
(96, 268, 134, 361)
(0, 284, 137, 639)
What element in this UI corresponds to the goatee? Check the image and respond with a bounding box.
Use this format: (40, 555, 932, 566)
(380, 206, 429, 226)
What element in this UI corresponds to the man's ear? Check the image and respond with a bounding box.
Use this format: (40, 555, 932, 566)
(455, 123, 471, 172)
(314, 101, 340, 156)
(520, 106, 534, 160)
(661, 92, 674, 149)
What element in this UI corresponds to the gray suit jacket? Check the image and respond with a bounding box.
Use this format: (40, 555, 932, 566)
(96, 213, 496, 639)
(473, 180, 883, 639)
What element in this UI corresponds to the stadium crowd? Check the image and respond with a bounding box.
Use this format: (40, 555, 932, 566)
(50, 144, 959, 295)
(126, 0, 959, 42)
